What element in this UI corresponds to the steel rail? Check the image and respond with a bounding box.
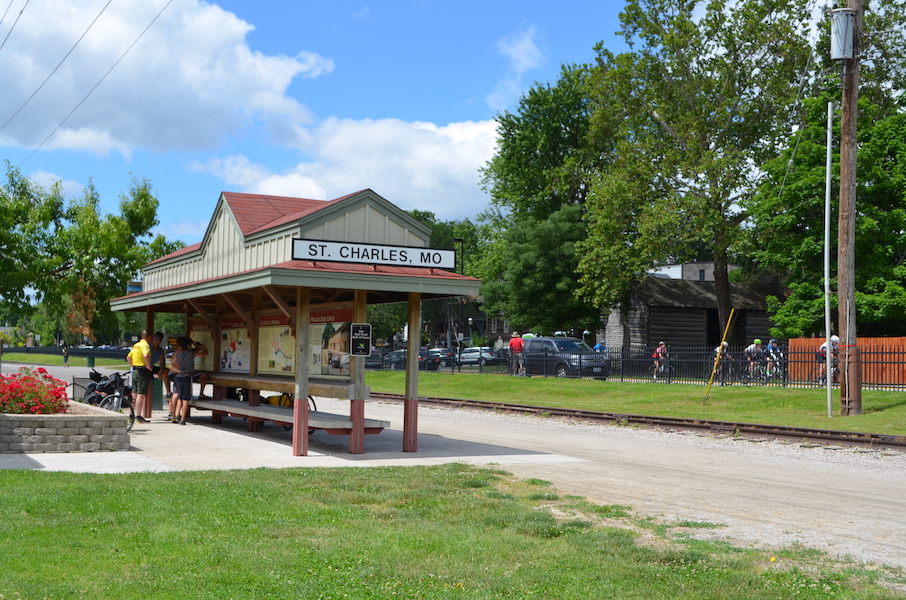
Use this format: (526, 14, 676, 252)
(370, 392, 906, 451)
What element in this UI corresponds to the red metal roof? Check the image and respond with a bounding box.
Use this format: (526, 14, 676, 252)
(222, 191, 361, 236)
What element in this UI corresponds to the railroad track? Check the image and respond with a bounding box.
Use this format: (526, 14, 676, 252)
(369, 392, 906, 452)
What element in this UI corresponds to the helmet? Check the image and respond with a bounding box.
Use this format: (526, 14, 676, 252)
(754, 339, 762, 344)
(722, 341, 728, 347)
(830, 335, 840, 344)
(770, 339, 778, 344)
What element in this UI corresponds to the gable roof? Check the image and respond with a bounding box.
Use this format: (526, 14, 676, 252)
(222, 191, 353, 237)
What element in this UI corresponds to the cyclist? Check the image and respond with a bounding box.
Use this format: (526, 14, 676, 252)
(765, 339, 784, 377)
(743, 339, 764, 377)
(712, 341, 731, 384)
(816, 335, 840, 383)
(652, 341, 668, 379)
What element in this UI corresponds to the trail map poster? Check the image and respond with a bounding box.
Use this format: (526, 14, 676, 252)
(258, 314, 294, 375)
(220, 318, 250, 373)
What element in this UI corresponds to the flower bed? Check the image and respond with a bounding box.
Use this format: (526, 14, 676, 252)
(0, 402, 131, 453)
(0, 367, 69, 414)
(1, 367, 130, 453)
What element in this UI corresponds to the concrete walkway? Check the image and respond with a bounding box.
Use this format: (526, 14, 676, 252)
(1, 361, 582, 473)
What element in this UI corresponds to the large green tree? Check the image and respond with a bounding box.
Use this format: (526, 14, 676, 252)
(576, 0, 813, 332)
(479, 64, 610, 334)
(0, 163, 182, 342)
(749, 98, 906, 336)
(480, 204, 601, 335)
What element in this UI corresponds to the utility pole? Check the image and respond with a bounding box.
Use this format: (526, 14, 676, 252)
(834, 0, 862, 415)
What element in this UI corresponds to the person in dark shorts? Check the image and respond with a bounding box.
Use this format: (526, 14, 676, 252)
(168, 336, 208, 424)
(126, 330, 153, 423)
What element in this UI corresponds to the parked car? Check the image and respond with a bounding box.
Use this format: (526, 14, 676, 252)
(385, 349, 441, 371)
(522, 337, 608, 379)
(364, 349, 386, 369)
(429, 348, 455, 367)
(383, 350, 407, 369)
(456, 347, 505, 367)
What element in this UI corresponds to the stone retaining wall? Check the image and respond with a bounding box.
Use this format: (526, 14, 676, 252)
(0, 403, 130, 453)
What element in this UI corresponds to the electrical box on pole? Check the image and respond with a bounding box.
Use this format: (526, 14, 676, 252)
(830, 8, 856, 60)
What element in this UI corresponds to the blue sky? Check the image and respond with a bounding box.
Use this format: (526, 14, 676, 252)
(0, 1, 627, 245)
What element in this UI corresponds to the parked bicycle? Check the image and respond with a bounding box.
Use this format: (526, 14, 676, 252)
(85, 369, 135, 431)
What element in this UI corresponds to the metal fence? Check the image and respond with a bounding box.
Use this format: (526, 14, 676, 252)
(450, 345, 906, 391)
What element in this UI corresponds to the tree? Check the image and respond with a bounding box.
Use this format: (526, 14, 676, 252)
(749, 98, 906, 336)
(479, 65, 609, 334)
(480, 204, 601, 335)
(0, 164, 182, 341)
(576, 0, 813, 333)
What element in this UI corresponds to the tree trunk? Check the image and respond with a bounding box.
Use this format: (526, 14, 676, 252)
(712, 252, 733, 343)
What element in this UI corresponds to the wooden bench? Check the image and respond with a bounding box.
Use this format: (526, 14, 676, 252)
(203, 373, 369, 400)
(188, 399, 389, 436)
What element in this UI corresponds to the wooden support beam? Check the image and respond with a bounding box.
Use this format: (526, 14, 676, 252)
(403, 292, 421, 452)
(221, 293, 252, 327)
(263, 285, 296, 333)
(349, 289, 368, 454)
(187, 299, 216, 328)
(293, 287, 311, 456)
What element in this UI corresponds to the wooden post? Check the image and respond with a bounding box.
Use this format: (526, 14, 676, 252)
(838, 0, 862, 415)
(403, 292, 421, 452)
(292, 288, 311, 456)
(349, 289, 368, 454)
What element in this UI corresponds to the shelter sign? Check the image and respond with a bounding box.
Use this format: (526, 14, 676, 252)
(350, 323, 371, 356)
(293, 238, 455, 269)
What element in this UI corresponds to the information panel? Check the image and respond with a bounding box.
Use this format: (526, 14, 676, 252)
(220, 318, 250, 373)
(258, 314, 295, 375)
(188, 320, 215, 372)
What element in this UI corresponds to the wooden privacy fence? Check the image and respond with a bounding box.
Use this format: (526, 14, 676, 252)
(788, 337, 906, 389)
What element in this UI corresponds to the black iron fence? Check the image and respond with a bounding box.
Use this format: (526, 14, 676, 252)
(450, 345, 906, 391)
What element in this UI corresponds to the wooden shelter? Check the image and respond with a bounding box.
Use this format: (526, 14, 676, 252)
(111, 189, 480, 455)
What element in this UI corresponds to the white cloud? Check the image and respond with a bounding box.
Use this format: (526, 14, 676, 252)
(486, 27, 545, 111)
(198, 118, 499, 221)
(27, 170, 84, 196)
(0, 0, 332, 155)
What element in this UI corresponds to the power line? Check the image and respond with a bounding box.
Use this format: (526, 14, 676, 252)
(0, 0, 114, 133)
(0, 0, 29, 54)
(18, 0, 175, 167)
(0, 0, 16, 30)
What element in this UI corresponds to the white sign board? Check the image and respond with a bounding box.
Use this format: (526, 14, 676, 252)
(293, 239, 456, 270)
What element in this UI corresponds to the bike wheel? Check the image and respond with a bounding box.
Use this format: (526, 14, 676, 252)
(99, 395, 122, 413)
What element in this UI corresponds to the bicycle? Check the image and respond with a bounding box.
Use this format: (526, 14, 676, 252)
(809, 361, 840, 385)
(265, 393, 318, 431)
(712, 358, 735, 385)
(93, 371, 136, 432)
(650, 360, 671, 381)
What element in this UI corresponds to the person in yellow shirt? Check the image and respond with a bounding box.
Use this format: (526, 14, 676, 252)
(127, 330, 153, 423)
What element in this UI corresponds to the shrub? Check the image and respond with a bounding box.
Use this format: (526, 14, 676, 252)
(0, 367, 69, 414)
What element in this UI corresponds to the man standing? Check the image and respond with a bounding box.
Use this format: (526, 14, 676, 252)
(127, 330, 153, 423)
(150, 332, 171, 397)
(509, 332, 525, 375)
(61, 344, 69, 367)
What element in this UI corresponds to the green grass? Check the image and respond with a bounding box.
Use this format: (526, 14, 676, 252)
(365, 371, 906, 436)
(2, 352, 128, 369)
(0, 464, 901, 599)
